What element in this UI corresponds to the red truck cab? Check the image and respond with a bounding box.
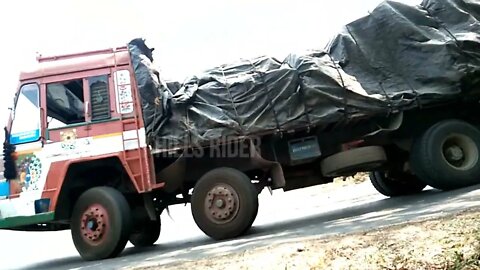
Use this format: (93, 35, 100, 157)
(1, 47, 165, 259)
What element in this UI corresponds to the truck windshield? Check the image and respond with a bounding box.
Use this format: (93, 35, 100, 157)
(9, 84, 41, 144)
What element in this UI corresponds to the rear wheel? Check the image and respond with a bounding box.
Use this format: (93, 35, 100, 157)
(410, 119, 480, 190)
(129, 217, 161, 247)
(369, 170, 426, 197)
(191, 167, 259, 240)
(71, 187, 131, 261)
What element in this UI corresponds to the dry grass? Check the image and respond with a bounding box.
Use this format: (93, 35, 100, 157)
(133, 209, 480, 270)
(333, 172, 370, 185)
(309, 211, 480, 270)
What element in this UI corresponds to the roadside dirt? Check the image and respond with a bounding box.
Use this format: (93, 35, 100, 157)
(134, 209, 480, 270)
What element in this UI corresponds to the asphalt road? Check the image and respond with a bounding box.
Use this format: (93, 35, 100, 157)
(2, 180, 480, 270)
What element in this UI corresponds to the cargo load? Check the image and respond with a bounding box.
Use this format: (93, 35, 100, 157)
(129, 0, 480, 151)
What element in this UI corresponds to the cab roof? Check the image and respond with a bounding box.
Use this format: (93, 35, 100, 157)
(19, 46, 131, 81)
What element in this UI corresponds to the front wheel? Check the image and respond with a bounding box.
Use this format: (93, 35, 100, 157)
(191, 167, 259, 240)
(71, 187, 132, 261)
(369, 170, 426, 197)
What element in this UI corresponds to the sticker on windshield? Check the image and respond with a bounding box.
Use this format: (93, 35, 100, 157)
(10, 129, 40, 145)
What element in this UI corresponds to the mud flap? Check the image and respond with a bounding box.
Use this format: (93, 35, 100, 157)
(248, 140, 285, 189)
(364, 112, 404, 137)
(156, 154, 186, 193)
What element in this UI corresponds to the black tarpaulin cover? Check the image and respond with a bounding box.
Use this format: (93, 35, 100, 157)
(128, 0, 480, 150)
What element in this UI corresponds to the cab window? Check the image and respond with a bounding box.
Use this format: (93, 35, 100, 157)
(46, 79, 85, 129)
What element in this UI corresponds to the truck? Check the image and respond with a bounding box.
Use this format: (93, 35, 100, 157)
(1, 0, 480, 262)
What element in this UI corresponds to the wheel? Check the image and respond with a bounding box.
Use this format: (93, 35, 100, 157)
(191, 167, 259, 240)
(71, 187, 132, 261)
(321, 146, 387, 177)
(129, 217, 161, 247)
(369, 170, 426, 197)
(410, 119, 480, 190)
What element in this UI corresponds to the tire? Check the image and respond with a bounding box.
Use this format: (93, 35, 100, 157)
(191, 167, 259, 240)
(410, 119, 480, 191)
(369, 170, 426, 197)
(71, 187, 132, 261)
(321, 146, 387, 177)
(247, 197, 259, 232)
(129, 217, 161, 247)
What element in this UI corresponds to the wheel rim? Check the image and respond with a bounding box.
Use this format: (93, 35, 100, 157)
(204, 184, 240, 224)
(80, 204, 109, 246)
(441, 134, 479, 171)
